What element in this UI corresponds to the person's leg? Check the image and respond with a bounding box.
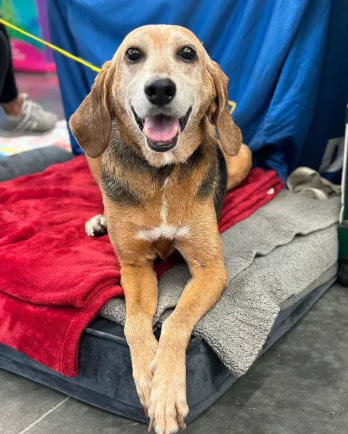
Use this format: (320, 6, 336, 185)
(0, 21, 23, 115)
(0, 21, 57, 136)
(0, 32, 9, 93)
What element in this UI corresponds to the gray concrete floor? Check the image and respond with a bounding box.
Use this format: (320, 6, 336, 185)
(1, 75, 348, 434)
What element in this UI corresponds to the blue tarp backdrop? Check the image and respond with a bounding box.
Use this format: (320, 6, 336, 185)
(48, 0, 348, 183)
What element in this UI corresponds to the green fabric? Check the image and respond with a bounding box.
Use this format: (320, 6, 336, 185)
(338, 225, 348, 260)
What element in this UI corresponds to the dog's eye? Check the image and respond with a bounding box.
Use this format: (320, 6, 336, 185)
(177, 46, 197, 62)
(125, 47, 144, 63)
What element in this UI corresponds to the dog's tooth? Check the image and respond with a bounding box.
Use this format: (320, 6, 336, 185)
(144, 127, 149, 136)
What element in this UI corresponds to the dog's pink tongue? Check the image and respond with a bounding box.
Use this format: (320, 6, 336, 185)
(144, 116, 180, 142)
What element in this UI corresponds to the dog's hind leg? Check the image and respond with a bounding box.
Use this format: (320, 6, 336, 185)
(221, 143, 252, 191)
(85, 214, 107, 237)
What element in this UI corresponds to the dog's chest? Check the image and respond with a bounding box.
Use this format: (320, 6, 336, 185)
(136, 176, 191, 245)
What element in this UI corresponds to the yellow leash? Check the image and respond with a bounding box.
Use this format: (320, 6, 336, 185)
(0, 18, 236, 112)
(0, 18, 101, 73)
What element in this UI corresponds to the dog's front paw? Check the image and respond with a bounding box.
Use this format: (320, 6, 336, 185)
(85, 214, 107, 237)
(130, 337, 158, 415)
(148, 350, 189, 434)
(134, 370, 153, 417)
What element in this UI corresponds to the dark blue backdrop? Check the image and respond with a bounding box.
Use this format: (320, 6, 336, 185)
(48, 0, 348, 182)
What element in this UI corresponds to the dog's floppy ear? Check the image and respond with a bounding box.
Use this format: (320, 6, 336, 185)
(207, 61, 242, 156)
(69, 61, 114, 158)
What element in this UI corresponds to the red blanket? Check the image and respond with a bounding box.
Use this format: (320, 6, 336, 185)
(0, 156, 283, 376)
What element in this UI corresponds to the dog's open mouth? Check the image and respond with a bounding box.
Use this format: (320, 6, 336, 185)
(132, 107, 191, 152)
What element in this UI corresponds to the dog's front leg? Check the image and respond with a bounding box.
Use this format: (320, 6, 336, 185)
(120, 258, 159, 415)
(148, 225, 227, 434)
(104, 200, 159, 415)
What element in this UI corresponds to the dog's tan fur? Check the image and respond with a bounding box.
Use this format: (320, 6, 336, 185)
(70, 25, 251, 434)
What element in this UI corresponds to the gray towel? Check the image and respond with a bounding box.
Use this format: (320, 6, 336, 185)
(102, 190, 339, 377)
(287, 167, 341, 200)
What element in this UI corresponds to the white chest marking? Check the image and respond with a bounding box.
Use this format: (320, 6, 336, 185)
(160, 177, 169, 224)
(137, 225, 191, 242)
(136, 177, 191, 242)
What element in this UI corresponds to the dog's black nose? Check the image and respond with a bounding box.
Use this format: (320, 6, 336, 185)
(145, 78, 176, 106)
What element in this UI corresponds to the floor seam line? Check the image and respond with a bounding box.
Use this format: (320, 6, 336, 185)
(16, 396, 70, 434)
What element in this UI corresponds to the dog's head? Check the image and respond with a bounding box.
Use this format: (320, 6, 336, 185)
(70, 25, 242, 166)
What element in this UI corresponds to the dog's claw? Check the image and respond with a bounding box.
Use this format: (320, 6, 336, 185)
(178, 414, 186, 430)
(148, 415, 154, 432)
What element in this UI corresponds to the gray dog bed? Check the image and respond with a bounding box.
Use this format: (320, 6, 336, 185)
(0, 147, 339, 424)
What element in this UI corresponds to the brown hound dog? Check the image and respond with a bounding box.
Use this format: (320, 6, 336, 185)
(70, 25, 251, 434)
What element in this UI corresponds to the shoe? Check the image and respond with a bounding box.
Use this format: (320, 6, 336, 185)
(0, 94, 57, 137)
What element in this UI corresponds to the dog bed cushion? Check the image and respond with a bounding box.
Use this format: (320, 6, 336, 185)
(0, 146, 72, 181)
(0, 147, 338, 423)
(0, 276, 336, 423)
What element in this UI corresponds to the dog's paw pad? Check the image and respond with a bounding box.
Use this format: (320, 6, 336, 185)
(85, 215, 107, 237)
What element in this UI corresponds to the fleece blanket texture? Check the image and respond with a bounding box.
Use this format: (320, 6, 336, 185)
(0, 156, 282, 376)
(102, 191, 340, 377)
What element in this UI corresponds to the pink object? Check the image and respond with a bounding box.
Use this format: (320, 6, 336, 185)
(10, 40, 55, 73)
